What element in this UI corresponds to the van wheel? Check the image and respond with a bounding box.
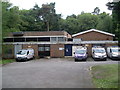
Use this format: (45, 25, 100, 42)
(75, 59, 78, 62)
(104, 58, 107, 61)
(84, 59, 87, 61)
(33, 56, 35, 60)
(16, 59, 19, 62)
(24, 58, 28, 61)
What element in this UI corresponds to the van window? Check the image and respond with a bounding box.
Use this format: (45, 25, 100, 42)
(112, 48, 120, 52)
(17, 50, 26, 55)
(94, 49, 105, 53)
(27, 51, 29, 55)
(110, 49, 112, 53)
(75, 50, 86, 54)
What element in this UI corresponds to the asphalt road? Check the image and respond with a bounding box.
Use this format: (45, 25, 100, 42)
(2, 58, 119, 88)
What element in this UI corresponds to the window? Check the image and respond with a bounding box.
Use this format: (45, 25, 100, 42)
(38, 37, 50, 42)
(73, 38, 81, 43)
(26, 38, 37, 42)
(14, 38, 25, 42)
(58, 37, 65, 42)
(38, 47, 44, 51)
(45, 47, 50, 51)
(38, 44, 50, 57)
(51, 37, 57, 42)
(51, 37, 65, 42)
(3, 38, 13, 42)
(38, 45, 50, 51)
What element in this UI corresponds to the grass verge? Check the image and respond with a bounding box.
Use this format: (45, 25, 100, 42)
(0, 59, 15, 65)
(91, 64, 119, 88)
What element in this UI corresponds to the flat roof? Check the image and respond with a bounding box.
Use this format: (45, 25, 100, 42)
(3, 40, 118, 45)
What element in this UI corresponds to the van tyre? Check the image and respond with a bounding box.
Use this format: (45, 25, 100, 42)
(16, 59, 19, 62)
(75, 59, 78, 62)
(104, 58, 107, 61)
(32, 56, 35, 60)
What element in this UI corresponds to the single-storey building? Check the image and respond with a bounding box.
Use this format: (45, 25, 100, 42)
(72, 29, 118, 56)
(3, 29, 118, 58)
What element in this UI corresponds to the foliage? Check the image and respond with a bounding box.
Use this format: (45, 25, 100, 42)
(2, 1, 20, 37)
(77, 13, 98, 32)
(106, 1, 120, 45)
(2, 1, 115, 36)
(96, 12, 113, 33)
(33, 3, 61, 31)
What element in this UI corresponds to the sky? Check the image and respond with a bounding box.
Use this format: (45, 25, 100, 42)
(9, 0, 112, 18)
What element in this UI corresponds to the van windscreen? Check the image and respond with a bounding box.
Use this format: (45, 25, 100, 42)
(17, 50, 26, 55)
(75, 50, 86, 54)
(112, 48, 120, 52)
(95, 49, 105, 53)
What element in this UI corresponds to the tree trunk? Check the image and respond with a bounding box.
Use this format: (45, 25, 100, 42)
(47, 22, 49, 31)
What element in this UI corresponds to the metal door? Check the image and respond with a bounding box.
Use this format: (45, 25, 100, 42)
(14, 44, 22, 56)
(65, 44, 72, 56)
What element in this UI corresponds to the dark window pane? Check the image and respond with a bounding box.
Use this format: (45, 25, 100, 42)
(3, 38, 13, 42)
(14, 38, 25, 42)
(38, 44, 44, 47)
(38, 37, 50, 42)
(44, 44, 50, 47)
(68, 38, 73, 41)
(26, 38, 37, 42)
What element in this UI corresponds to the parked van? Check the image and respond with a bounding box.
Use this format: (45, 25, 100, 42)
(74, 47, 88, 61)
(92, 46, 107, 60)
(15, 48, 34, 61)
(107, 46, 120, 60)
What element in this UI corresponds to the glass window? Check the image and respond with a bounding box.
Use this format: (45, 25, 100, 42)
(58, 37, 65, 42)
(45, 47, 50, 51)
(38, 47, 44, 51)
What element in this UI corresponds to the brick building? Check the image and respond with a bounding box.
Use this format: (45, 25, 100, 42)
(3, 31, 71, 58)
(3, 29, 118, 58)
(72, 29, 118, 56)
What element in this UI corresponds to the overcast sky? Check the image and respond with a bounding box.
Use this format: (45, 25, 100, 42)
(9, 0, 112, 18)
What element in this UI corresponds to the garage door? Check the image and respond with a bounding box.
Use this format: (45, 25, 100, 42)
(38, 44, 50, 58)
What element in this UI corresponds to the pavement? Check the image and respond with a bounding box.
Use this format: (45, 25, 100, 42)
(2, 58, 119, 88)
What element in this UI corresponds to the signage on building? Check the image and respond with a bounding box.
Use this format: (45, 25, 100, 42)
(73, 38, 82, 43)
(59, 48, 64, 50)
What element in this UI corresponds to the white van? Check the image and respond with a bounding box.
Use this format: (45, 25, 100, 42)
(15, 48, 34, 61)
(107, 46, 120, 60)
(92, 46, 107, 60)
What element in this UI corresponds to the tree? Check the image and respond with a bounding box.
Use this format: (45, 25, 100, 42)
(2, 1, 20, 37)
(92, 7, 100, 15)
(106, 1, 120, 46)
(38, 3, 61, 31)
(77, 13, 98, 32)
(96, 12, 113, 33)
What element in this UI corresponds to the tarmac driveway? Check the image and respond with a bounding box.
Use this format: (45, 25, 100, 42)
(2, 58, 118, 88)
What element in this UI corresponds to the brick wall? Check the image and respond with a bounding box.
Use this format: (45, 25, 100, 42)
(22, 44, 38, 58)
(86, 44, 92, 57)
(74, 31, 113, 41)
(50, 44, 64, 58)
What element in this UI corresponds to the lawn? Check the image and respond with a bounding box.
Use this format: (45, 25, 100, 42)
(91, 64, 119, 88)
(0, 59, 15, 65)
